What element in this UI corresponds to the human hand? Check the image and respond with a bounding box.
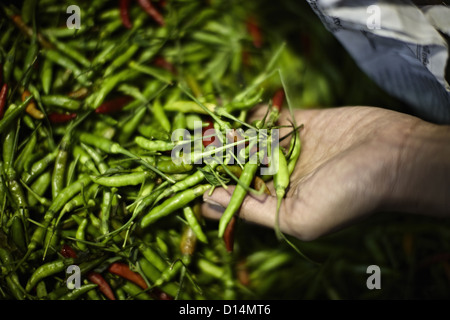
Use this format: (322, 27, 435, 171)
(202, 105, 450, 240)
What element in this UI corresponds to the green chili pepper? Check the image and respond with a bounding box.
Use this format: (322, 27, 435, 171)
(0, 163, 7, 213)
(58, 283, 98, 300)
(156, 159, 193, 174)
(100, 188, 114, 237)
(197, 258, 224, 279)
(99, 15, 123, 38)
(163, 100, 216, 115)
(27, 171, 52, 207)
(0, 248, 26, 300)
(85, 284, 103, 300)
(21, 114, 36, 130)
(78, 132, 130, 156)
(287, 130, 301, 175)
(60, 183, 98, 215)
(25, 258, 75, 292)
(46, 285, 70, 300)
(118, 105, 147, 145)
(41, 57, 53, 95)
(172, 112, 186, 134)
(129, 60, 173, 85)
(43, 49, 90, 86)
(23, 150, 43, 173)
(141, 184, 211, 228)
(22, 41, 39, 88)
(7, 175, 29, 217)
(152, 226, 197, 288)
(73, 145, 101, 175)
(218, 161, 259, 238)
(41, 95, 81, 111)
(148, 95, 170, 125)
(138, 243, 167, 272)
(75, 217, 88, 251)
(52, 132, 72, 199)
(91, 171, 153, 187)
(91, 41, 116, 66)
(79, 143, 109, 174)
(9, 214, 27, 253)
(134, 136, 174, 152)
(43, 219, 60, 256)
(183, 206, 208, 244)
(88, 69, 139, 110)
(138, 257, 184, 299)
(154, 169, 209, 205)
(24, 174, 92, 259)
(72, 213, 101, 240)
(36, 281, 48, 299)
(253, 106, 280, 129)
(46, 33, 92, 68)
(3, 38, 18, 85)
(2, 115, 18, 171)
(21, 0, 37, 24)
(22, 150, 58, 184)
(121, 281, 152, 300)
(2, 116, 30, 231)
(225, 87, 264, 112)
(0, 96, 34, 136)
(14, 133, 37, 175)
(104, 43, 139, 77)
(114, 287, 127, 300)
(138, 124, 170, 140)
(273, 146, 289, 240)
(0, 23, 14, 48)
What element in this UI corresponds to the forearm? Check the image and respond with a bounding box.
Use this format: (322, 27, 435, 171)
(388, 120, 450, 217)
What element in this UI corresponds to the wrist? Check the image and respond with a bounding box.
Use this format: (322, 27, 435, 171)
(384, 118, 450, 216)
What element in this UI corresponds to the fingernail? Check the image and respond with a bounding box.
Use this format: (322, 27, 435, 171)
(203, 197, 224, 208)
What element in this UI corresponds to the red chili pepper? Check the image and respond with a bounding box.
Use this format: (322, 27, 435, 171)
(119, 0, 132, 29)
(254, 176, 271, 196)
(419, 252, 450, 269)
(299, 32, 312, 58)
(60, 244, 78, 259)
(241, 50, 251, 67)
(246, 16, 263, 48)
(87, 271, 116, 300)
(137, 0, 165, 26)
(151, 287, 173, 300)
(202, 120, 220, 148)
(48, 112, 77, 124)
(95, 96, 133, 114)
(108, 262, 148, 290)
(153, 56, 176, 74)
(223, 215, 237, 252)
(236, 259, 250, 287)
(272, 88, 285, 111)
(0, 83, 8, 120)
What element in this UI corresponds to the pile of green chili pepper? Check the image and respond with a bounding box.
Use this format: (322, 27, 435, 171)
(1, 0, 447, 302)
(0, 0, 311, 300)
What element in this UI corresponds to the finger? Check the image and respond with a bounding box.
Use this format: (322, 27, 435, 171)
(202, 186, 299, 238)
(201, 178, 275, 218)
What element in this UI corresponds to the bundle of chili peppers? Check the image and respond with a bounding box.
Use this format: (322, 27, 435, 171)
(0, 0, 308, 300)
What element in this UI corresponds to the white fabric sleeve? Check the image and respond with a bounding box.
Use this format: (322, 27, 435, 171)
(306, 0, 450, 124)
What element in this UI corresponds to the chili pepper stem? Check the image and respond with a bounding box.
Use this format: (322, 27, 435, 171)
(274, 190, 285, 241)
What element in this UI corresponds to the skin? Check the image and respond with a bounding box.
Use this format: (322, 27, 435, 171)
(202, 106, 450, 241)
